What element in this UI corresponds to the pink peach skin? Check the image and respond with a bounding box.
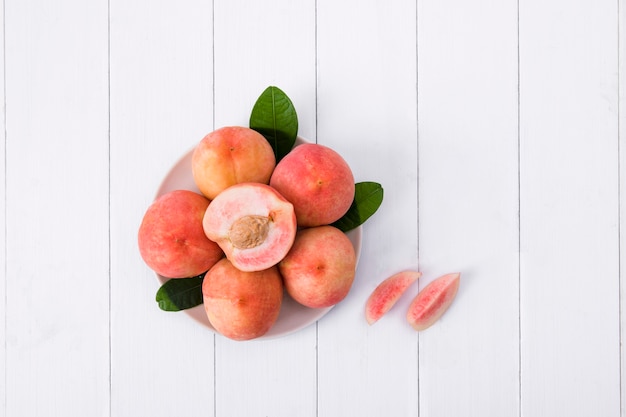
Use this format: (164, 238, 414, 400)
(202, 258, 283, 341)
(192, 126, 276, 200)
(407, 272, 460, 331)
(269, 143, 355, 227)
(279, 225, 356, 308)
(365, 270, 421, 325)
(138, 190, 224, 278)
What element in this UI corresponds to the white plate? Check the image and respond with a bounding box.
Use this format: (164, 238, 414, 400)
(154, 137, 362, 340)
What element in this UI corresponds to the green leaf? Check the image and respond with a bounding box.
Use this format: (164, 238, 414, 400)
(332, 182, 384, 232)
(249, 86, 298, 162)
(155, 273, 205, 312)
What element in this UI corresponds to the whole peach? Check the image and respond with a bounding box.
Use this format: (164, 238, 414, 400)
(138, 190, 223, 278)
(279, 225, 356, 308)
(192, 126, 276, 200)
(269, 143, 355, 227)
(202, 258, 283, 341)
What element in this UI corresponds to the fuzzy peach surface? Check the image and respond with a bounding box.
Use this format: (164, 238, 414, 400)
(279, 225, 356, 308)
(270, 143, 355, 227)
(202, 258, 283, 341)
(192, 126, 276, 200)
(138, 190, 223, 278)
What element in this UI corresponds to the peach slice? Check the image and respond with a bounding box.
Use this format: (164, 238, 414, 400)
(365, 270, 421, 325)
(138, 190, 224, 278)
(269, 143, 355, 227)
(406, 272, 461, 331)
(202, 183, 297, 272)
(191, 126, 276, 200)
(202, 258, 283, 341)
(279, 225, 356, 308)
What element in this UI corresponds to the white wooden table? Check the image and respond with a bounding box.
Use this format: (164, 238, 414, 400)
(1, 1, 624, 416)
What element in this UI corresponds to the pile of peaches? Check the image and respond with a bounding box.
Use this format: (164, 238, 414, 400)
(138, 84, 462, 339)
(138, 126, 360, 340)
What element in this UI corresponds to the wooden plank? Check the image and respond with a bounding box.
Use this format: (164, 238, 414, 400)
(416, 0, 520, 415)
(4, 0, 110, 415)
(316, 1, 419, 415)
(213, 1, 317, 139)
(519, 0, 621, 415)
(109, 1, 215, 415)
(0, 0, 5, 412)
(211, 1, 318, 416)
(618, 2, 626, 417)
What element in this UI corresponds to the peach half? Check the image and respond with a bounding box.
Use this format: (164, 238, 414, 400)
(138, 190, 224, 278)
(202, 258, 283, 341)
(269, 143, 355, 227)
(279, 225, 356, 308)
(191, 126, 276, 200)
(202, 183, 297, 272)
